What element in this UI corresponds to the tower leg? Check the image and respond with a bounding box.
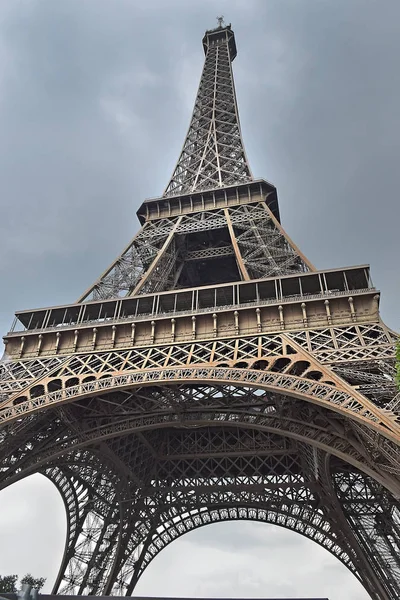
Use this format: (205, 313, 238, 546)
(333, 469, 400, 600)
(47, 454, 129, 595)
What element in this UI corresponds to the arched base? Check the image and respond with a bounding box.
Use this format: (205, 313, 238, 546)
(0, 381, 399, 599)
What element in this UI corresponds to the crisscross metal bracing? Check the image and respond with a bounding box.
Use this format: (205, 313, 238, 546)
(164, 25, 252, 197)
(1, 21, 399, 600)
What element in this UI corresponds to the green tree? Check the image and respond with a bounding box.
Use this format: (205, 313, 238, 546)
(20, 575, 46, 592)
(0, 575, 18, 593)
(0, 574, 46, 593)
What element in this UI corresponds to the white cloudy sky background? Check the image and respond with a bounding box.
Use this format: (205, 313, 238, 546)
(0, 1, 399, 599)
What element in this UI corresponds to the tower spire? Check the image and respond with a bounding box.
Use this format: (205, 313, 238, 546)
(163, 24, 253, 197)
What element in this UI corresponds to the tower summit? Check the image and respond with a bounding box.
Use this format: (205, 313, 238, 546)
(164, 23, 251, 197)
(1, 22, 399, 600)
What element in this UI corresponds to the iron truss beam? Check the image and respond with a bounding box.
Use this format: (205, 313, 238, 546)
(77, 201, 311, 302)
(0, 383, 399, 597)
(163, 25, 252, 197)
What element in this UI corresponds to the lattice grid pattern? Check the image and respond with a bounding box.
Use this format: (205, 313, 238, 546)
(164, 26, 252, 197)
(0, 21, 399, 600)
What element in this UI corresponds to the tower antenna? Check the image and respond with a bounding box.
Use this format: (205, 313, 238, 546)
(217, 15, 225, 28)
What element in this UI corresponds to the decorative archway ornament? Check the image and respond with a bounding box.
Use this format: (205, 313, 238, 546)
(1, 21, 399, 600)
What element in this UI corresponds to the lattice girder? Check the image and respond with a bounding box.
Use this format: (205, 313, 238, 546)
(2, 323, 396, 403)
(1, 376, 399, 597)
(75, 200, 312, 301)
(126, 480, 387, 595)
(333, 469, 400, 600)
(113, 482, 361, 595)
(0, 410, 368, 593)
(78, 217, 179, 302)
(2, 339, 399, 453)
(0, 389, 392, 489)
(164, 25, 252, 197)
(231, 204, 309, 277)
(2, 322, 399, 513)
(1, 19, 400, 600)
(44, 452, 132, 595)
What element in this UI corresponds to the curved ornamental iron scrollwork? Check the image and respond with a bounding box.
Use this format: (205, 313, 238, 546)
(128, 505, 359, 590)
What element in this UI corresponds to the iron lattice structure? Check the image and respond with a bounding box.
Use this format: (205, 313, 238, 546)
(1, 22, 399, 599)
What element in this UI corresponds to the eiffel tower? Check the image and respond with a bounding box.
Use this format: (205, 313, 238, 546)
(1, 21, 399, 600)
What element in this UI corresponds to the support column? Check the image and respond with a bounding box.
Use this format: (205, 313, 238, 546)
(48, 456, 129, 596)
(333, 469, 400, 600)
(224, 208, 250, 280)
(131, 217, 183, 295)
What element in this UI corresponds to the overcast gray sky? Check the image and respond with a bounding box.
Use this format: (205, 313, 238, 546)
(0, 1, 399, 599)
